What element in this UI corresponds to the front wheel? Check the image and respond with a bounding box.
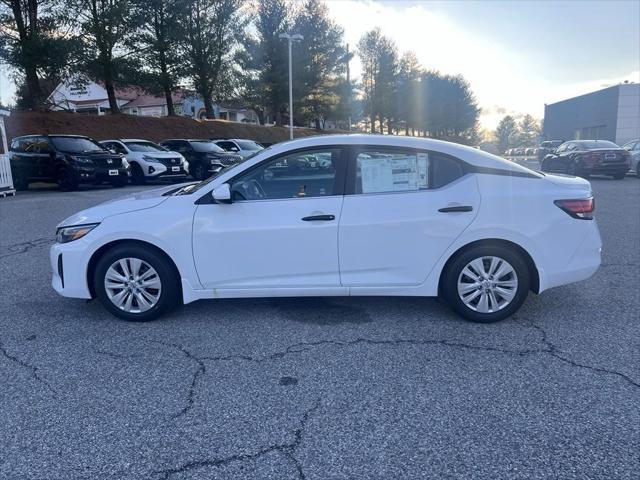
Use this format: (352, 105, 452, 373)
(441, 245, 530, 323)
(94, 244, 180, 321)
(57, 168, 79, 191)
(612, 172, 626, 180)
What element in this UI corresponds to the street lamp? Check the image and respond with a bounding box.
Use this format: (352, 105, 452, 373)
(279, 33, 304, 140)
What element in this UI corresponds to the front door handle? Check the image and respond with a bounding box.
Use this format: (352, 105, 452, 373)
(438, 206, 473, 213)
(302, 214, 335, 221)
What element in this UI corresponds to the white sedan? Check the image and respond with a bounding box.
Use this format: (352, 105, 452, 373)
(50, 135, 601, 323)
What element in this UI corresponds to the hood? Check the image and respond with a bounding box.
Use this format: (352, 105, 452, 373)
(139, 151, 182, 158)
(56, 183, 188, 228)
(543, 173, 592, 192)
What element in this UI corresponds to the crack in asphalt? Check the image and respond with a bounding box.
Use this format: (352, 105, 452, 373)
(523, 319, 640, 389)
(0, 237, 52, 259)
(154, 399, 320, 480)
(150, 340, 206, 419)
(0, 340, 57, 397)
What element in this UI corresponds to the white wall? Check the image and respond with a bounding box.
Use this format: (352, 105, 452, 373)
(616, 84, 640, 145)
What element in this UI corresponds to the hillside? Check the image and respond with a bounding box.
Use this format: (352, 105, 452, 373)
(1, 111, 340, 152)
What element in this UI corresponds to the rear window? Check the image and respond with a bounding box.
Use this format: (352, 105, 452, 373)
(50, 136, 105, 153)
(575, 140, 619, 150)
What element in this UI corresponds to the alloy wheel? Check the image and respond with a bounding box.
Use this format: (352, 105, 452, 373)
(104, 258, 162, 313)
(457, 256, 518, 313)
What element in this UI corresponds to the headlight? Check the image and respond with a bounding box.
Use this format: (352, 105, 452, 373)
(121, 158, 129, 168)
(183, 160, 189, 173)
(55, 223, 99, 244)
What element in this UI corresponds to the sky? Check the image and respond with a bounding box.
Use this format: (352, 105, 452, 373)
(1, 0, 638, 129)
(325, 0, 640, 128)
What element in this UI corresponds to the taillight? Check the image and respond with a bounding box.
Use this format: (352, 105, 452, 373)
(554, 198, 595, 220)
(582, 152, 598, 167)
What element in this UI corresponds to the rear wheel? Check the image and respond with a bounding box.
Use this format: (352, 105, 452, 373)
(94, 244, 180, 321)
(12, 172, 29, 191)
(57, 168, 79, 191)
(442, 245, 530, 323)
(130, 163, 146, 185)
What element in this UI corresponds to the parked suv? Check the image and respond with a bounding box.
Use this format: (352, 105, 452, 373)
(541, 140, 630, 179)
(621, 139, 640, 177)
(213, 138, 264, 159)
(159, 139, 243, 180)
(9, 134, 129, 191)
(100, 139, 188, 185)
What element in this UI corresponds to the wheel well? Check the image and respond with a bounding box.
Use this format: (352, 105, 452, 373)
(86, 239, 183, 300)
(438, 239, 540, 294)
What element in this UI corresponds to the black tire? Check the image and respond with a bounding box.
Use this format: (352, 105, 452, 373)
(13, 172, 29, 191)
(636, 164, 640, 178)
(441, 244, 530, 323)
(93, 244, 181, 321)
(612, 172, 625, 180)
(110, 176, 128, 188)
(191, 162, 208, 181)
(57, 168, 79, 191)
(130, 163, 146, 185)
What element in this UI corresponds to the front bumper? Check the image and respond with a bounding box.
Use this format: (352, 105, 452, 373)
(76, 167, 129, 183)
(50, 242, 92, 299)
(147, 163, 189, 178)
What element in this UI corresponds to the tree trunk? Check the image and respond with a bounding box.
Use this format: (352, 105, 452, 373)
(158, 50, 175, 116)
(379, 114, 384, 134)
(203, 93, 215, 119)
(275, 110, 283, 127)
(315, 118, 321, 130)
(24, 63, 43, 110)
(105, 81, 120, 114)
(370, 115, 375, 133)
(164, 89, 175, 116)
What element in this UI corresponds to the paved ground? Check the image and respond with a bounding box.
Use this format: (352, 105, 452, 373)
(0, 177, 638, 480)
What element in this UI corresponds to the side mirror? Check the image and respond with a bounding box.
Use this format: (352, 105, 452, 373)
(212, 183, 232, 204)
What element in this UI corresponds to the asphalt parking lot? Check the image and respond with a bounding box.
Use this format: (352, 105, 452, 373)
(1, 177, 638, 480)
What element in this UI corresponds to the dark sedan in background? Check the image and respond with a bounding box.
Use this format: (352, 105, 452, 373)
(541, 140, 630, 179)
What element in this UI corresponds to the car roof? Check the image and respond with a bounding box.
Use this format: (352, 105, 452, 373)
(259, 134, 538, 173)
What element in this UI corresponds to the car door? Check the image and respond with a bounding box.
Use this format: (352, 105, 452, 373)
(338, 146, 480, 287)
(192, 146, 347, 289)
(9, 137, 37, 180)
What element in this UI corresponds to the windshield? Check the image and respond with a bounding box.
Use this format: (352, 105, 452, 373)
(190, 141, 226, 153)
(124, 141, 167, 152)
(235, 140, 263, 150)
(50, 136, 105, 153)
(575, 140, 619, 150)
(180, 144, 275, 195)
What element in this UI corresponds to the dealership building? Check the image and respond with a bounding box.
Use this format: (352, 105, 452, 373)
(543, 83, 639, 146)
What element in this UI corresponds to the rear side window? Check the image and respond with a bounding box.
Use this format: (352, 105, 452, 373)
(431, 154, 465, 189)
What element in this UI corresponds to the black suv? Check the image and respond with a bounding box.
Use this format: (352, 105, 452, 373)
(159, 139, 243, 180)
(9, 135, 129, 191)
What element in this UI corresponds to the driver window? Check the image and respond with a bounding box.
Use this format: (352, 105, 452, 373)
(231, 148, 340, 201)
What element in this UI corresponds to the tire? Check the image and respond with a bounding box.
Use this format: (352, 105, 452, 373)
(636, 164, 640, 178)
(612, 172, 626, 180)
(93, 244, 181, 321)
(191, 163, 208, 181)
(57, 168, 79, 191)
(110, 176, 128, 188)
(130, 163, 146, 185)
(13, 172, 29, 191)
(441, 244, 530, 323)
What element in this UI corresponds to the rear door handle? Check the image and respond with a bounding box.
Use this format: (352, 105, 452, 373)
(438, 206, 473, 213)
(302, 214, 335, 221)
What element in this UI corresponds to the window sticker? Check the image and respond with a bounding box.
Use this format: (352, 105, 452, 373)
(359, 152, 429, 193)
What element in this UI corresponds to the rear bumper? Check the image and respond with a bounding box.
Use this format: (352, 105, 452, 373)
(586, 163, 629, 175)
(539, 221, 602, 292)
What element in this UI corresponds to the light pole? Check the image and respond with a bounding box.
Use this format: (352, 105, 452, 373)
(279, 33, 303, 140)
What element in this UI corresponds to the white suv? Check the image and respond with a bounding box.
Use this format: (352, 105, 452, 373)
(100, 139, 188, 184)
